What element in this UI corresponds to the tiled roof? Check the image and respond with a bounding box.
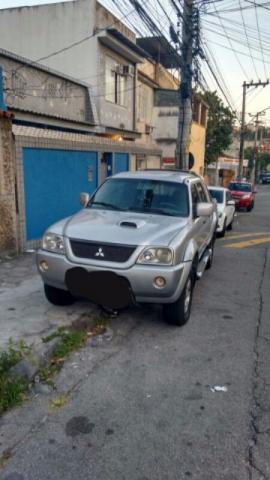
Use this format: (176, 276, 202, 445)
(12, 125, 162, 156)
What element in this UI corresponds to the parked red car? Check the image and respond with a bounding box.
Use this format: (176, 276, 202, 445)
(228, 182, 255, 211)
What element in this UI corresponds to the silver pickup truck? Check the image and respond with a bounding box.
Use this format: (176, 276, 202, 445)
(37, 170, 217, 326)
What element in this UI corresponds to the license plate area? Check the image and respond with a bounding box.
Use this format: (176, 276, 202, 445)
(65, 268, 133, 309)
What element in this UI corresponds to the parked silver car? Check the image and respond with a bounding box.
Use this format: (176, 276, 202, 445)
(37, 170, 217, 326)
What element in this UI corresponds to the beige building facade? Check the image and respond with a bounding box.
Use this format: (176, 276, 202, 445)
(136, 59, 208, 175)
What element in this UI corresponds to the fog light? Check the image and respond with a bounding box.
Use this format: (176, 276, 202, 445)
(39, 260, 49, 272)
(154, 276, 166, 288)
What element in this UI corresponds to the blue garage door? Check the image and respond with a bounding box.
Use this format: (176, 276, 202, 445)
(23, 148, 98, 241)
(113, 153, 129, 174)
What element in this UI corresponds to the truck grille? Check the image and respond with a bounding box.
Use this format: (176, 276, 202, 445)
(69, 239, 137, 263)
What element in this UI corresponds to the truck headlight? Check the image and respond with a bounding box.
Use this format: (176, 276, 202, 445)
(42, 232, 65, 254)
(242, 194, 250, 200)
(137, 247, 173, 265)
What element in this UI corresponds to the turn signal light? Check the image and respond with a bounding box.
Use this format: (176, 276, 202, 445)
(154, 276, 166, 288)
(39, 260, 49, 272)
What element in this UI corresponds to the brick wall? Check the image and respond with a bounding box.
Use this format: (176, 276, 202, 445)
(0, 115, 17, 253)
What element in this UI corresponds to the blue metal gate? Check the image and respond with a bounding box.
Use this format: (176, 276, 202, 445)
(23, 148, 98, 241)
(113, 153, 129, 174)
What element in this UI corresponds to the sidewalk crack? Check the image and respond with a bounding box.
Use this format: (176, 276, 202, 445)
(248, 247, 268, 480)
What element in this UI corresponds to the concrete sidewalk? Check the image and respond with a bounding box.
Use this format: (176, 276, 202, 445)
(0, 253, 95, 351)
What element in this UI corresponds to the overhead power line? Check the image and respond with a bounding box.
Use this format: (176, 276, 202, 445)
(238, 0, 259, 79)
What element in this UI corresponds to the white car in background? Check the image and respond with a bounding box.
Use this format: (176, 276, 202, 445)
(208, 186, 235, 237)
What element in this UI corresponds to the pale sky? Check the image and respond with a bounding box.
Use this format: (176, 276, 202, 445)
(1, 0, 270, 126)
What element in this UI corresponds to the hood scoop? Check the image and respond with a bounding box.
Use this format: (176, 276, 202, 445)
(120, 221, 138, 229)
(119, 219, 146, 229)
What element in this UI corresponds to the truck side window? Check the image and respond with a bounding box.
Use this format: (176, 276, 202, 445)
(196, 182, 208, 202)
(191, 184, 200, 218)
(226, 191, 232, 202)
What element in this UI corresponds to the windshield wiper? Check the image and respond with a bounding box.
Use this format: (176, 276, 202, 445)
(90, 201, 123, 211)
(129, 207, 175, 217)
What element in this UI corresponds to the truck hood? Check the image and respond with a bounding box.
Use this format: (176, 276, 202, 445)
(60, 208, 189, 246)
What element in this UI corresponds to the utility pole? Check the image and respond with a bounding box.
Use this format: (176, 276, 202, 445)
(250, 111, 265, 184)
(238, 79, 269, 179)
(175, 0, 195, 170)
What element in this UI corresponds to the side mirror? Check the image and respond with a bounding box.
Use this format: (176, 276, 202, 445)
(227, 200, 235, 206)
(80, 192, 90, 207)
(197, 202, 214, 217)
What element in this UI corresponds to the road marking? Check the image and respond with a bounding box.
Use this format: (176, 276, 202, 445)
(224, 236, 270, 249)
(221, 232, 270, 241)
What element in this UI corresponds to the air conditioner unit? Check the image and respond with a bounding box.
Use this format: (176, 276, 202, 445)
(115, 65, 132, 76)
(145, 124, 152, 134)
(115, 65, 124, 75)
(122, 65, 131, 76)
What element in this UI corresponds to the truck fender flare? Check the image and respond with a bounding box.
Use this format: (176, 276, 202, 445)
(183, 239, 199, 264)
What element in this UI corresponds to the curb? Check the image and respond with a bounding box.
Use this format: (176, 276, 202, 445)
(9, 337, 61, 383)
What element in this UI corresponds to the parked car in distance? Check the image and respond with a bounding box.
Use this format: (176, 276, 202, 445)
(208, 186, 235, 237)
(37, 170, 217, 327)
(228, 181, 256, 211)
(260, 172, 270, 184)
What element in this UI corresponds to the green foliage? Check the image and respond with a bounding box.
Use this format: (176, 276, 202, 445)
(0, 340, 30, 414)
(0, 376, 26, 413)
(39, 328, 88, 383)
(244, 147, 270, 172)
(202, 91, 236, 164)
(258, 152, 270, 171)
(53, 330, 87, 358)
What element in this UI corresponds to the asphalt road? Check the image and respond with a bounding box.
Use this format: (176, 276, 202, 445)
(1, 186, 270, 480)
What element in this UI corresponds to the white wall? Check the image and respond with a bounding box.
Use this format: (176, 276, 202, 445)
(0, 0, 98, 81)
(0, 55, 92, 124)
(0, 0, 139, 131)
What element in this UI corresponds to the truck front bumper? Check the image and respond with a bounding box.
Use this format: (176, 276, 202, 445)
(36, 250, 191, 305)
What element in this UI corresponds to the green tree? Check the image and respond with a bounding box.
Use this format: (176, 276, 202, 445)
(244, 148, 270, 177)
(202, 91, 236, 165)
(258, 152, 270, 171)
(244, 146, 254, 175)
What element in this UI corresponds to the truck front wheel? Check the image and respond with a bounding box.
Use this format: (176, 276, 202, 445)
(163, 270, 195, 327)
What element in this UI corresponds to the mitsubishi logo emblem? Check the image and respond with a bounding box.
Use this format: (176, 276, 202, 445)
(95, 247, 105, 257)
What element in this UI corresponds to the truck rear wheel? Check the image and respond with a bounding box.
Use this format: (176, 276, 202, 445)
(163, 271, 195, 327)
(44, 284, 75, 306)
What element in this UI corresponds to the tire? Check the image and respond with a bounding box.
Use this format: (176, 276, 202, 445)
(44, 284, 75, 306)
(247, 202, 254, 212)
(219, 218, 227, 238)
(227, 217, 233, 231)
(206, 236, 215, 270)
(163, 270, 195, 327)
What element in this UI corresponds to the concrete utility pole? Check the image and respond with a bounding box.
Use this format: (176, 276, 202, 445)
(250, 111, 265, 184)
(238, 79, 269, 179)
(175, 0, 195, 170)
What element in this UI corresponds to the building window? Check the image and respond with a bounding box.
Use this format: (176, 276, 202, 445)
(154, 89, 178, 107)
(105, 56, 127, 106)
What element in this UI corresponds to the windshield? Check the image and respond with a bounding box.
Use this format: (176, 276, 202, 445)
(88, 178, 189, 217)
(209, 189, 224, 204)
(229, 183, 252, 192)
